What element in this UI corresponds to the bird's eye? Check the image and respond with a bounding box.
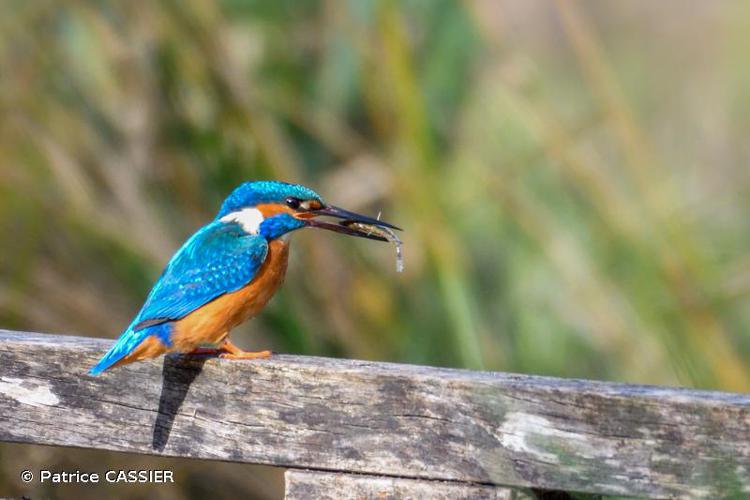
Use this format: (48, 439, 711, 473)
(286, 197, 302, 209)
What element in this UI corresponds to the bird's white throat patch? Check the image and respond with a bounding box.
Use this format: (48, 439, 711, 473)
(220, 208, 265, 234)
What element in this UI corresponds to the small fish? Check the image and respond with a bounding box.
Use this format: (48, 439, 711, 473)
(341, 220, 404, 273)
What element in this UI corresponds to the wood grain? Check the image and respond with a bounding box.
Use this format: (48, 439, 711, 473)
(0, 330, 748, 498)
(284, 470, 518, 499)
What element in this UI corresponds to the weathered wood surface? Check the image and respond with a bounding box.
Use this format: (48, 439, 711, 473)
(0, 330, 748, 498)
(284, 470, 519, 499)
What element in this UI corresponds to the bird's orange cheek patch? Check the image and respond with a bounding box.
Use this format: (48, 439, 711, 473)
(256, 202, 319, 220)
(256, 203, 294, 218)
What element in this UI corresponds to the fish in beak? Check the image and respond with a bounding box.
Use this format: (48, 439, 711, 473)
(306, 205, 402, 242)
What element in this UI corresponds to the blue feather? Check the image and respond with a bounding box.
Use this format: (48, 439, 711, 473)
(217, 181, 321, 219)
(135, 221, 268, 326)
(89, 323, 171, 375)
(89, 221, 268, 375)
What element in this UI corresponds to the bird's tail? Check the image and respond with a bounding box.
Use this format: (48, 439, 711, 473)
(89, 327, 152, 376)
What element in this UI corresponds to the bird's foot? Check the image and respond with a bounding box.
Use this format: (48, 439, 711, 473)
(219, 340, 271, 360)
(219, 350, 272, 360)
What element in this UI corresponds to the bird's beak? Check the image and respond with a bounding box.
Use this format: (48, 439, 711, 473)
(305, 205, 402, 242)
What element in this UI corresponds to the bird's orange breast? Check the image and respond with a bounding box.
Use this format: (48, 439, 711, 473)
(169, 239, 290, 352)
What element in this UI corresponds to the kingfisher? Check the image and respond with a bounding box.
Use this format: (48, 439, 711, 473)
(89, 181, 399, 375)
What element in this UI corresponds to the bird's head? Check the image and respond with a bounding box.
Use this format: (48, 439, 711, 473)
(216, 181, 400, 241)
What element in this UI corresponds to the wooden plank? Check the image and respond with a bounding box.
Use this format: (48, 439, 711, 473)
(0, 330, 748, 498)
(284, 470, 519, 499)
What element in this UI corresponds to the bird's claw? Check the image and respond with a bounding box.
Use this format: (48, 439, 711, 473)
(219, 350, 272, 360)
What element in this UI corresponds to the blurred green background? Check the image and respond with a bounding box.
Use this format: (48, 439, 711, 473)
(2, 0, 750, 498)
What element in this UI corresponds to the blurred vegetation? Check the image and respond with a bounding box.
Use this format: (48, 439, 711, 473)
(1, 0, 750, 498)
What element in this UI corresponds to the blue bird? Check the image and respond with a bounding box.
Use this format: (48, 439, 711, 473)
(90, 181, 399, 375)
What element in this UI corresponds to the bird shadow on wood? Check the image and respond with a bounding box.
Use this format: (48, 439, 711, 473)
(152, 354, 208, 451)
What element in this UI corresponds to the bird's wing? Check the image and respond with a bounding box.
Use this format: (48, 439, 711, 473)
(89, 221, 268, 375)
(133, 220, 269, 330)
